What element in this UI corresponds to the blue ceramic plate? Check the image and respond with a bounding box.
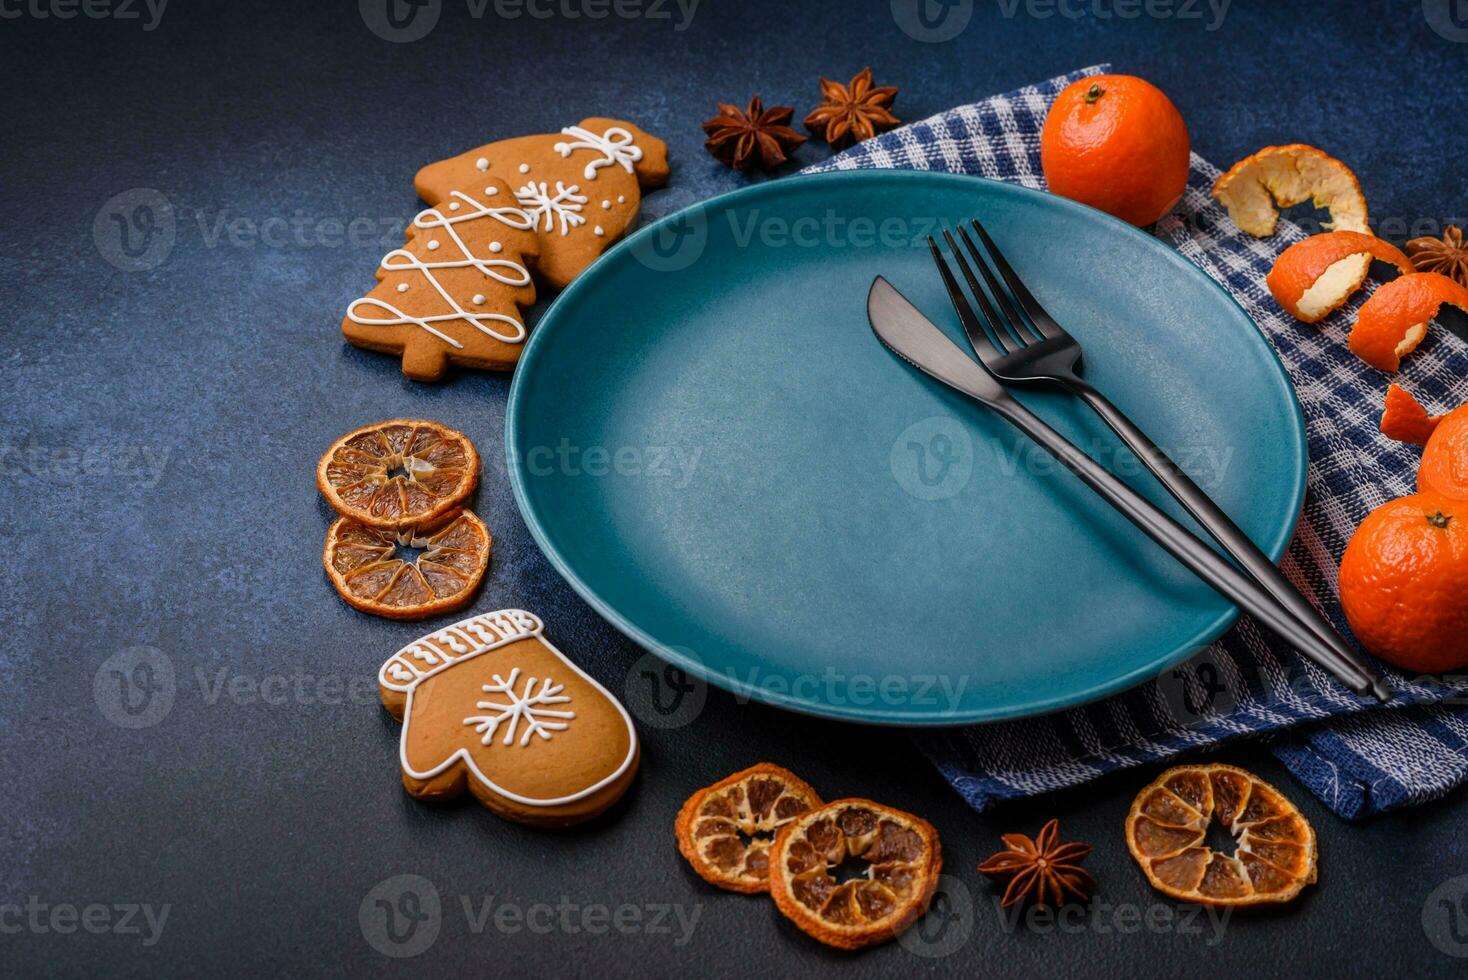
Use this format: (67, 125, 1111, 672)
(506, 170, 1306, 726)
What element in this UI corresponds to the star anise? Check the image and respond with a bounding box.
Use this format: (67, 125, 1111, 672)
(978, 818, 1094, 908)
(701, 97, 807, 172)
(803, 68, 901, 149)
(1407, 225, 1468, 288)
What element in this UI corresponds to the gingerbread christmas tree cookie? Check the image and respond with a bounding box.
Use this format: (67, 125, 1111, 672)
(343, 175, 540, 381)
(378, 609, 639, 827)
(415, 117, 670, 289)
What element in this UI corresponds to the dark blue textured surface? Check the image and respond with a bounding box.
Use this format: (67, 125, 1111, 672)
(4, 1, 1468, 976)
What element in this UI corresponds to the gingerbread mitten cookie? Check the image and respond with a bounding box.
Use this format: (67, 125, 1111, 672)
(415, 117, 670, 289)
(379, 609, 639, 827)
(343, 175, 539, 381)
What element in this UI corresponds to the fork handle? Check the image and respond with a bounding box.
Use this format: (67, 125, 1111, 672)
(990, 394, 1392, 702)
(1069, 382, 1389, 701)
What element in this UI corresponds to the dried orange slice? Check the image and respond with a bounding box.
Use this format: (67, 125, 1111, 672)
(317, 419, 478, 532)
(1350, 272, 1468, 372)
(1266, 231, 1413, 323)
(1381, 384, 1446, 446)
(768, 798, 941, 950)
(1212, 144, 1367, 238)
(323, 510, 490, 620)
(675, 763, 822, 893)
(1420, 403, 1468, 500)
(1125, 764, 1317, 906)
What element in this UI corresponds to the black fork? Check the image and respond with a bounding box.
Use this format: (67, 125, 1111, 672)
(929, 221, 1391, 703)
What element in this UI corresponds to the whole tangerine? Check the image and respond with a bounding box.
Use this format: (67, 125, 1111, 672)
(1041, 75, 1191, 227)
(1339, 494, 1468, 673)
(1420, 403, 1468, 500)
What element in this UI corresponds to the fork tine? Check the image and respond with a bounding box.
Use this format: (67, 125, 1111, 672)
(927, 235, 1006, 360)
(941, 230, 1016, 357)
(955, 226, 1034, 349)
(970, 218, 1062, 341)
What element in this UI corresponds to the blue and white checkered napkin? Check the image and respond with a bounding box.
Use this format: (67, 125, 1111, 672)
(807, 65, 1468, 819)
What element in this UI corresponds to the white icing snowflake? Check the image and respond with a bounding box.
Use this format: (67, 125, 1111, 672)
(463, 668, 575, 747)
(516, 180, 588, 236)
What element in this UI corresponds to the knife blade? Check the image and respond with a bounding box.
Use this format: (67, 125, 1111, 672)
(866, 276, 1009, 405)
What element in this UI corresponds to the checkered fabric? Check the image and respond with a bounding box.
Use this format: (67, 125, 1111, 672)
(806, 65, 1468, 818)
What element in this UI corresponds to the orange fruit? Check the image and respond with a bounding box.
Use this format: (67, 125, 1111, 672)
(323, 510, 491, 620)
(768, 798, 941, 950)
(1266, 231, 1414, 324)
(1349, 272, 1468, 372)
(1380, 383, 1446, 446)
(1212, 144, 1368, 238)
(1339, 493, 1468, 672)
(1419, 404, 1468, 499)
(675, 763, 823, 893)
(1041, 75, 1190, 227)
(1125, 764, 1317, 906)
(317, 420, 478, 532)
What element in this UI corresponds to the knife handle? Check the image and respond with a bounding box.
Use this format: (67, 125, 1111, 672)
(991, 394, 1390, 701)
(1070, 381, 1389, 700)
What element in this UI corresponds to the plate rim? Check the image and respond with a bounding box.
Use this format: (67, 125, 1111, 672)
(505, 168, 1308, 727)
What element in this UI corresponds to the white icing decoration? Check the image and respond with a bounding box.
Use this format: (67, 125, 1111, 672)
(472, 293, 486, 305)
(448, 202, 460, 211)
(390, 664, 413, 682)
(518, 163, 530, 174)
(601, 200, 611, 209)
(346, 190, 534, 349)
(617, 195, 625, 203)
(553, 126, 642, 181)
(464, 621, 498, 645)
(378, 609, 637, 809)
(516, 180, 588, 236)
(427, 240, 440, 250)
(593, 226, 604, 237)
(463, 668, 575, 747)
(485, 186, 499, 196)
(489, 242, 503, 253)
(475, 157, 489, 171)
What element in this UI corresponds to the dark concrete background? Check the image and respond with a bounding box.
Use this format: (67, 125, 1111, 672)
(3, 0, 1468, 975)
